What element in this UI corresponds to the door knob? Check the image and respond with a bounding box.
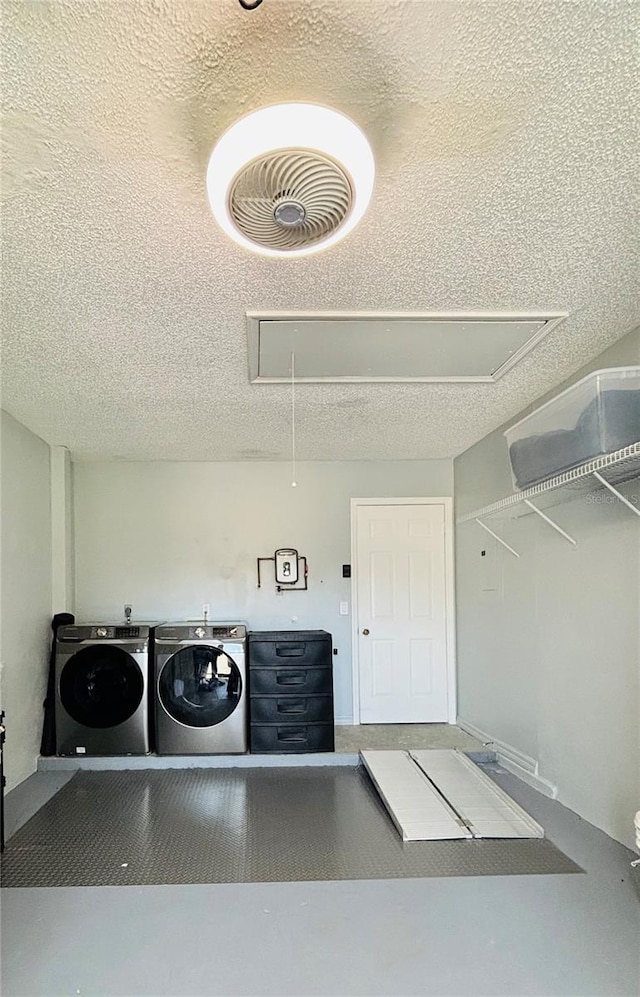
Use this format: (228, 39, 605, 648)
(362, 628, 370, 635)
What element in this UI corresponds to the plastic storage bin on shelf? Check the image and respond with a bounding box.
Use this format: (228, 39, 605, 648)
(505, 366, 640, 490)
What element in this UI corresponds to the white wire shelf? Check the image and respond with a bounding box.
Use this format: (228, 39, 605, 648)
(457, 441, 640, 524)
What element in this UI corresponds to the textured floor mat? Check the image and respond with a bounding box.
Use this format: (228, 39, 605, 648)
(1, 766, 581, 887)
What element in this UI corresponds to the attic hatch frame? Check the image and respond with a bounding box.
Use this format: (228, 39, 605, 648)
(246, 310, 568, 384)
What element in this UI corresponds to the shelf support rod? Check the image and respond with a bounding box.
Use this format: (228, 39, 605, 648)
(474, 518, 520, 558)
(523, 500, 577, 546)
(592, 471, 640, 518)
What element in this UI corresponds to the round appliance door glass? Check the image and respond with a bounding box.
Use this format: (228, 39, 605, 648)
(59, 646, 144, 728)
(159, 646, 242, 728)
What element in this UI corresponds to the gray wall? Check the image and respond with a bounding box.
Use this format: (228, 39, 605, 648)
(454, 328, 640, 848)
(51, 447, 75, 617)
(0, 412, 52, 790)
(73, 459, 453, 722)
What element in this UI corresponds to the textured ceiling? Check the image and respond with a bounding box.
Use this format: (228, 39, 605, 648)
(2, 0, 639, 461)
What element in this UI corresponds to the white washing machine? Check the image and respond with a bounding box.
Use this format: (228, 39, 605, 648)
(55, 623, 151, 756)
(154, 623, 247, 754)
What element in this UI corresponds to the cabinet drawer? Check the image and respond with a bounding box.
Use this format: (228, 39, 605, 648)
(250, 695, 334, 725)
(248, 635, 331, 668)
(250, 723, 334, 754)
(249, 667, 332, 697)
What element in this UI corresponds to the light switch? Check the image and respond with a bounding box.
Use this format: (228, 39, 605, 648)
(340, 601, 349, 616)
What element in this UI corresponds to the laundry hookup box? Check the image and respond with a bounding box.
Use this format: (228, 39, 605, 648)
(505, 366, 640, 490)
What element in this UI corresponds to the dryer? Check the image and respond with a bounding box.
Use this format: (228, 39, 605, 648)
(55, 623, 151, 756)
(154, 623, 247, 754)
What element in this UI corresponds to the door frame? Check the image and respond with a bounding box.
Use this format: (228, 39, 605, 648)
(349, 497, 457, 726)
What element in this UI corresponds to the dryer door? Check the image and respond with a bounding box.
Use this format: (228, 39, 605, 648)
(158, 645, 243, 728)
(59, 645, 144, 728)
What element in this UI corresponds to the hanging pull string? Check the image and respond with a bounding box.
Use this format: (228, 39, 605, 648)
(291, 351, 297, 487)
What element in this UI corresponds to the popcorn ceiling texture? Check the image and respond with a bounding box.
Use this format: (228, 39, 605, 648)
(2, 0, 639, 461)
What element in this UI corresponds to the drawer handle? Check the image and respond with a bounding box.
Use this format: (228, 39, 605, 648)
(277, 730, 308, 742)
(276, 645, 305, 657)
(276, 672, 306, 685)
(277, 701, 306, 714)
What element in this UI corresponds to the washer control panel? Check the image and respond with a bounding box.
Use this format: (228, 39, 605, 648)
(57, 624, 150, 644)
(91, 626, 141, 639)
(155, 623, 247, 642)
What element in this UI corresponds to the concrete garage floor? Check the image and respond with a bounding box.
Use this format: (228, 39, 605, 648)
(335, 722, 481, 752)
(2, 765, 639, 997)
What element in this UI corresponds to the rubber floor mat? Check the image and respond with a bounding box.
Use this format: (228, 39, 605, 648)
(1, 767, 581, 887)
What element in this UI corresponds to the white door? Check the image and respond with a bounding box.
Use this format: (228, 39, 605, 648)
(354, 501, 450, 724)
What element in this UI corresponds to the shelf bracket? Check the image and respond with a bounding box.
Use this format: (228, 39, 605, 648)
(474, 518, 520, 558)
(592, 471, 640, 518)
(523, 500, 577, 546)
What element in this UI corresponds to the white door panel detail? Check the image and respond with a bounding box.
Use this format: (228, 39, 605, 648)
(370, 518, 393, 539)
(409, 639, 433, 697)
(408, 551, 433, 620)
(372, 641, 395, 697)
(370, 551, 394, 619)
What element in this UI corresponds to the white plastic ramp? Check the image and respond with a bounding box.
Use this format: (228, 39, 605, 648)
(360, 750, 471, 841)
(410, 749, 544, 839)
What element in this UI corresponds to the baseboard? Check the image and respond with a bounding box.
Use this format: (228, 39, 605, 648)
(457, 718, 558, 800)
(334, 717, 354, 726)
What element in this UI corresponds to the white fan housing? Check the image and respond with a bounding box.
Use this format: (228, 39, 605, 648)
(206, 103, 375, 258)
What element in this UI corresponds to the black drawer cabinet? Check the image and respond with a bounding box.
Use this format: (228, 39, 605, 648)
(250, 694, 333, 725)
(248, 634, 330, 668)
(250, 724, 334, 754)
(248, 630, 334, 753)
(249, 667, 333, 697)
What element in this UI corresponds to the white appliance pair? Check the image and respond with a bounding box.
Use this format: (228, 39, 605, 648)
(54, 622, 247, 756)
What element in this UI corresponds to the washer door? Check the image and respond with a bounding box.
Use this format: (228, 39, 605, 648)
(59, 645, 144, 728)
(159, 645, 242, 728)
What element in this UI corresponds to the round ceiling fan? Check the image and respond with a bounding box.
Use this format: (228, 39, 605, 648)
(206, 102, 375, 258)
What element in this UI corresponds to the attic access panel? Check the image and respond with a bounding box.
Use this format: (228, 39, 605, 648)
(247, 312, 566, 383)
